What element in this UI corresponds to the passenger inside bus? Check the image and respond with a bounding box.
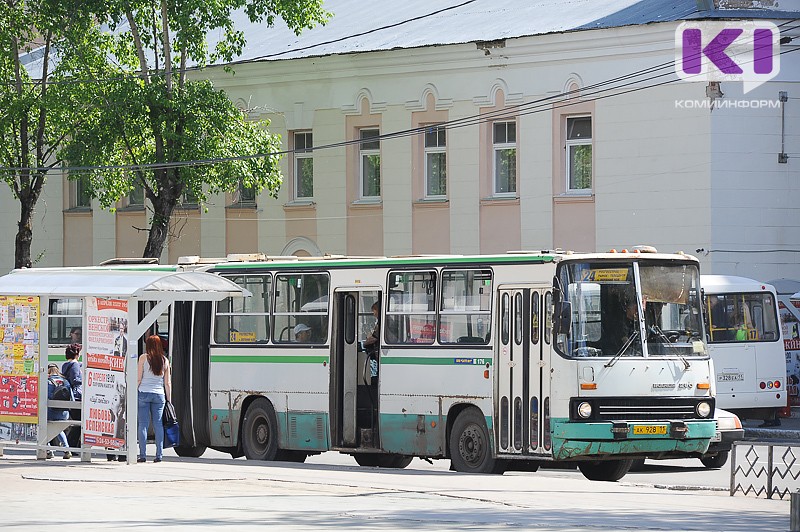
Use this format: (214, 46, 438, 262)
(708, 295, 733, 341)
(293, 323, 312, 343)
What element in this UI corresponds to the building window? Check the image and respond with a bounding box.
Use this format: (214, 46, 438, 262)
(294, 131, 314, 199)
(566, 116, 592, 193)
(70, 176, 91, 208)
(236, 181, 256, 205)
(424, 125, 446, 198)
(181, 188, 198, 207)
(359, 128, 381, 199)
(128, 182, 145, 207)
(493, 121, 516, 195)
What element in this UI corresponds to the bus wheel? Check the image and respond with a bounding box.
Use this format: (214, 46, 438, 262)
(174, 445, 206, 458)
(449, 407, 501, 474)
(629, 458, 646, 471)
(700, 451, 729, 469)
(354, 454, 413, 468)
(242, 398, 279, 461)
(577, 459, 633, 482)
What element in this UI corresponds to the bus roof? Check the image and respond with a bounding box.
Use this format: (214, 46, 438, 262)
(701, 274, 777, 294)
(208, 251, 698, 271)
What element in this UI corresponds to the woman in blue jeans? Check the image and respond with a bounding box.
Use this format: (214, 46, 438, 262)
(137, 335, 171, 463)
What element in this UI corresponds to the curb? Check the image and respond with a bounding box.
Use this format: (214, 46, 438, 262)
(743, 427, 800, 441)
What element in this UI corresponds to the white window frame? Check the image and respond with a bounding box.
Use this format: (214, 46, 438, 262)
(492, 121, 517, 196)
(424, 125, 447, 199)
(565, 115, 593, 194)
(359, 128, 381, 199)
(294, 131, 313, 199)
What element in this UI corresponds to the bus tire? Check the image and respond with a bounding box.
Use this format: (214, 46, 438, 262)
(354, 454, 413, 468)
(242, 398, 280, 461)
(577, 459, 633, 482)
(174, 445, 206, 458)
(629, 458, 646, 471)
(449, 407, 501, 474)
(700, 451, 729, 469)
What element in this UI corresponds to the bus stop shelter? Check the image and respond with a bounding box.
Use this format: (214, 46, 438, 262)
(0, 267, 247, 463)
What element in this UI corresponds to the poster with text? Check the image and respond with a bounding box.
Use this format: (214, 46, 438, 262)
(779, 300, 800, 406)
(0, 296, 40, 424)
(82, 298, 128, 449)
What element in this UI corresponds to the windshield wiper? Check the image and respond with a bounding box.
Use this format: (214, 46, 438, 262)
(605, 330, 639, 368)
(648, 325, 691, 370)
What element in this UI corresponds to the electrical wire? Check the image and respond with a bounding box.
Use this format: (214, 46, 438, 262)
(2, 22, 799, 175)
(5, 0, 480, 87)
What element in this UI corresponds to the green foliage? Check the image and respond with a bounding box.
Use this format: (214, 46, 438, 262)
(62, 0, 329, 257)
(0, 0, 113, 267)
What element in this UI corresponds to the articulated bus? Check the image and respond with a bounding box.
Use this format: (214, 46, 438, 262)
(701, 275, 785, 422)
(171, 249, 716, 482)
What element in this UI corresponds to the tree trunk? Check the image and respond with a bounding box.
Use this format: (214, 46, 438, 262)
(15, 196, 35, 269)
(142, 194, 175, 259)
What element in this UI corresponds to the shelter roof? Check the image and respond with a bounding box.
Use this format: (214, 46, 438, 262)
(0, 268, 249, 300)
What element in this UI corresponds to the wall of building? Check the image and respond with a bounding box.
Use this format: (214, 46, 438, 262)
(707, 73, 800, 281)
(2, 21, 799, 284)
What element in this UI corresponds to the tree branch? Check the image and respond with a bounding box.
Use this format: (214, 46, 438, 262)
(124, 4, 151, 83)
(161, 0, 172, 96)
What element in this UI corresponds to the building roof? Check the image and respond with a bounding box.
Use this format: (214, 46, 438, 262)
(214, 0, 800, 65)
(22, 0, 800, 76)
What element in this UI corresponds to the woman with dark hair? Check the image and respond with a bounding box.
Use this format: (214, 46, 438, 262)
(137, 335, 171, 463)
(61, 343, 82, 400)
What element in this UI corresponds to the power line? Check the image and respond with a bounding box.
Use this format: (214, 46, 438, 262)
(6, 0, 481, 87)
(3, 30, 798, 175)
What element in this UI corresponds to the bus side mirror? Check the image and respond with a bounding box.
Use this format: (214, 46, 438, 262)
(553, 300, 572, 335)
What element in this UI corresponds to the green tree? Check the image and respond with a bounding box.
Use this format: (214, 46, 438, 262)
(0, 0, 105, 268)
(63, 0, 328, 258)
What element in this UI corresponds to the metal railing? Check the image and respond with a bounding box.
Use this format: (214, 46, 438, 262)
(731, 440, 800, 499)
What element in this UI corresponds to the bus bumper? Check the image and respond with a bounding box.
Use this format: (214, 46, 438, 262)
(550, 418, 717, 460)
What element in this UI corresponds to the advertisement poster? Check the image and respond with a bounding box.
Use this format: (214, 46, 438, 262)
(82, 298, 128, 449)
(779, 300, 800, 406)
(0, 296, 40, 428)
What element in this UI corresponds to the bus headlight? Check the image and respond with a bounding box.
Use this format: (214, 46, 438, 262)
(577, 402, 593, 419)
(696, 401, 712, 418)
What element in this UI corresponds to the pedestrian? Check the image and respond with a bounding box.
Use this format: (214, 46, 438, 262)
(137, 335, 171, 463)
(61, 343, 83, 448)
(61, 343, 82, 400)
(46, 364, 73, 459)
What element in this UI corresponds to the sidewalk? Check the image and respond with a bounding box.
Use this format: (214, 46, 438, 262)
(742, 409, 800, 441)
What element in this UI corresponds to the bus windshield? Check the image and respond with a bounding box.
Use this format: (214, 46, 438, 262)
(556, 260, 704, 359)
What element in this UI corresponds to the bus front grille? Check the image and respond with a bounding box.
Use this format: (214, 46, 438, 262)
(577, 397, 714, 421)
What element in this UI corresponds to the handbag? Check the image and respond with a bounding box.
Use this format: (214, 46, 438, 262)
(162, 400, 178, 427)
(164, 422, 180, 448)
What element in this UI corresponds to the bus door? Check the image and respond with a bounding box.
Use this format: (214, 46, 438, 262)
(713, 343, 757, 401)
(330, 289, 381, 449)
(497, 286, 550, 455)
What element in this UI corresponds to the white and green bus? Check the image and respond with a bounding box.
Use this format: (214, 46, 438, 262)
(174, 250, 716, 481)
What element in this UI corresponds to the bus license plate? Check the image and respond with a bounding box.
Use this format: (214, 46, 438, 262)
(632, 425, 667, 435)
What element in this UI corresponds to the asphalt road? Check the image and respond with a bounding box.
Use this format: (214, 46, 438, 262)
(0, 445, 789, 531)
